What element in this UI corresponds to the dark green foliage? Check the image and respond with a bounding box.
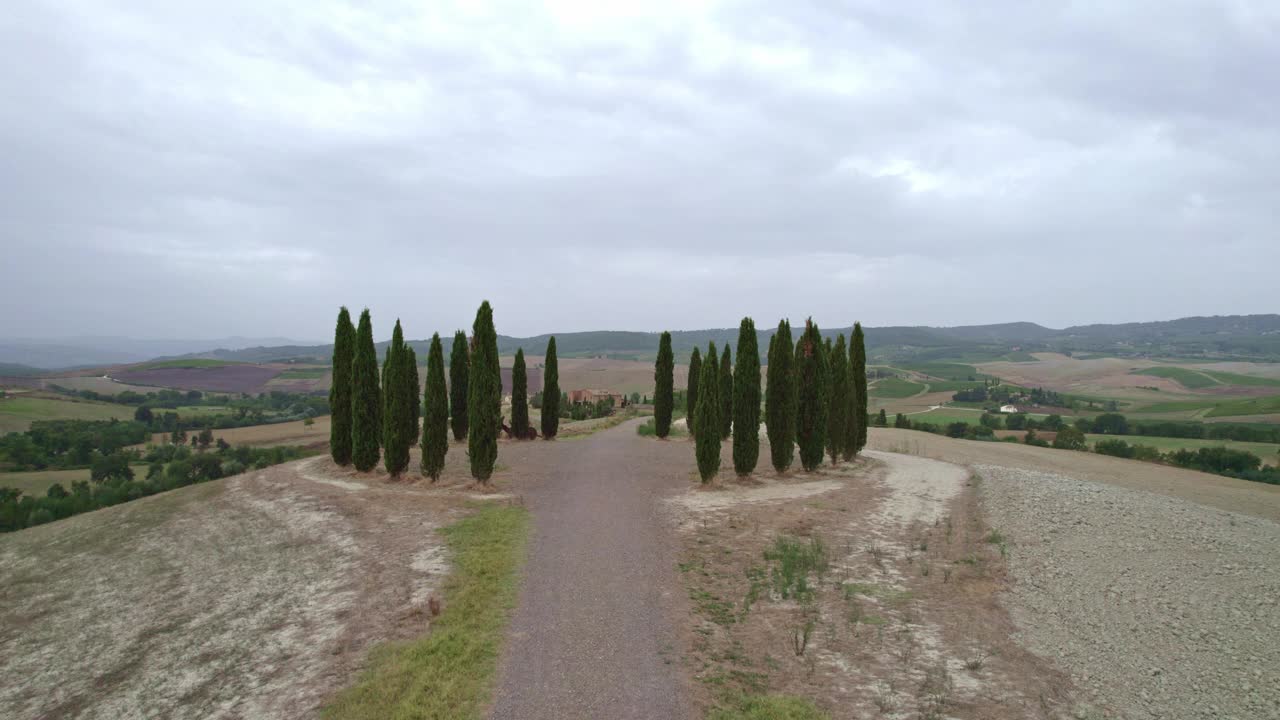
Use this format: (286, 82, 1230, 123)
(351, 309, 381, 472)
(406, 346, 420, 446)
(449, 330, 469, 441)
(382, 320, 411, 477)
(653, 332, 674, 438)
(795, 319, 829, 472)
(1052, 425, 1086, 450)
(511, 349, 529, 437)
(421, 333, 449, 480)
(687, 347, 702, 434)
(766, 320, 796, 473)
(695, 342, 721, 482)
(329, 307, 355, 465)
(542, 337, 560, 439)
(468, 301, 500, 481)
(826, 334, 849, 465)
(849, 322, 868, 456)
(876, 409, 888, 427)
(732, 318, 761, 476)
(719, 344, 733, 440)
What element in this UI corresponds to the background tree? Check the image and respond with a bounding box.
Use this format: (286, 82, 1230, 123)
(766, 320, 796, 472)
(718, 344, 733, 440)
(653, 332, 674, 438)
(732, 318, 760, 476)
(383, 320, 411, 477)
(795, 319, 829, 472)
(467, 301, 500, 481)
(351, 309, 381, 471)
(406, 346, 420, 446)
(695, 341, 721, 482)
(687, 347, 702, 433)
(511, 348, 529, 437)
(827, 333, 849, 465)
(329, 307, 355, 465)
(850, 322, 868, 456)
(421, 333, 449, 480)
(449, 330, 469, 441)
(542, 336, 560, 439)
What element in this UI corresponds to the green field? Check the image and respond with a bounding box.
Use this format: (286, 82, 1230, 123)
(162, 405, 235, 417)
(133, 359, 244, 370)
(922, 380, 987, 393)
(0, 396, 134, 433)
(1137, 395, 1280, 418)
(1130, 367, 1219, 389)
(0, 465, 151, 496)
(895, 362, 984, 380)
(1200, 370, 1280, 388)
(905, 407, 1052, 426)
(869, 377, 925, 398)
(275, 367, 328, 379)
(1086, 435, 1280, 465)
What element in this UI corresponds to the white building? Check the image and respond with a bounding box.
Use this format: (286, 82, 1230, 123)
(999, 404, 1021, 414)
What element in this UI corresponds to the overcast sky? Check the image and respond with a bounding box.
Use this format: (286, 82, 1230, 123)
(2, 1, 1276, 341)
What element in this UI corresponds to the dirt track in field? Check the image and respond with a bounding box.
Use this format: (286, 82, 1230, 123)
(490, 418, 696, 720)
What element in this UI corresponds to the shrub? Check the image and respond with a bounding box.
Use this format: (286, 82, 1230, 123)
(1095, 439, 1134, 458)
(1052, 426, 1087, 450)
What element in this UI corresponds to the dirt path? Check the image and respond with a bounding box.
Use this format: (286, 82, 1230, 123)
(490, 419, 695, 720)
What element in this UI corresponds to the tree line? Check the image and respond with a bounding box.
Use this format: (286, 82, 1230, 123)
(328, 301, 562, 483)
(651, 317, 869, 482)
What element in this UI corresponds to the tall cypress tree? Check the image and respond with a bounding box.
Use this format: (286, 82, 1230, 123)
(449, 330, 469, 441)
(687, 347, 702, 433)
(851, 322, 869, 455)
(541, 337, 560, 439)
(653, 332, 674, 438)
(827, 334, 850, 465)
(468, 301, 500, 481)
(732, 317, 761, 476)
(329, 307, 355, 466)
(351, 309, 381, 472)
(511, 348, 529, 437)
(421, 333, 448, 481)
(383, 320, 411, 477)
(694, 341, 721, 482)
(766, 320, 796, 473)
(406, 346, 421, 447)
(719, 344, 733, 440)
(795, 319, 829, 472)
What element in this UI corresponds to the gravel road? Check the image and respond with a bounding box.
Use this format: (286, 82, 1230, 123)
(490, 419, 695, 720)
(977, 464, 1280, 720)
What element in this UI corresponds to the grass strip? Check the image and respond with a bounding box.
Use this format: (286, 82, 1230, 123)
(323, 502, 529, 720)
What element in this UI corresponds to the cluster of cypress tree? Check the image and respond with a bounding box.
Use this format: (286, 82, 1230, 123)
(732, 318, 760, 476)
(329, 307, 354, 466)
(765, 320, 796, 473)
(687, 347, 702, 433)
(541, 337, 560, 439)
(511, 348, 529, 437)
(467, 301, 500, 481)
(694, 341, 721, 482)
(718, 345, 733, 440)
(652, 332, 674, 438)
(351, 309, 381, 471)
(421, 333, 448, 480)
(449, 330, 469, 442)
(795, 319, 829, 472)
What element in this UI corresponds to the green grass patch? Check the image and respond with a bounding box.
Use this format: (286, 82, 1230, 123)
(1129, 367, 1219, 389)
(1200, 370, 1280, 388)
(869, 377, 924, 399)
(1085, 434, 1279, 465)
(708, 693, 828, 720)
(1205, 395, 1280, 418)
(924, 380, 987, 393)
(132, 359, 244, 370)
(0, 396, 134, 433)
(895, 362, 983, 380)
(322, 503, 529, 720)
(275, 367, 329, 379)
(637, 417, 688, 438)
(1133, 399, 1218, 414)
(0, 465, 145, 496)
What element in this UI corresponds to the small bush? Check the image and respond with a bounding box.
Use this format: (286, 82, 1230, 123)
(764, 535, 829, 601)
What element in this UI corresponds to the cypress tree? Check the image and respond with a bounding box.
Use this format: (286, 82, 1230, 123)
(732, 317, 761, 476)
(687, 347, 702, 433)
(383, 320, 411, 477)
(827, 334, 850, 465)
(511, 348, 529, 437)
(468, 301, 500, 481)
(719, 344, 733, 440)
(765, 320, 796, 473)
(851, 322, 868, 455)
(694, 341, 721, 482)
(449, 330, 469, 441)
(653, 332, 674, 438)
(541, 336, 560, 439)
(351, 309, 381, 472)
(406, 346, 421, 447)
(329, 307, 355, 466)
(421, 333, 448, 480)
(795, 319, 829, 472)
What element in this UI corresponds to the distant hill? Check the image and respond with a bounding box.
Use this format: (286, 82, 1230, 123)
(0, 336, 318, 369)
(117, 313, 1280, 367)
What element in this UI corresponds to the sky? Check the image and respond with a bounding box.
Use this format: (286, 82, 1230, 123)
(1, 0, 1277, 342)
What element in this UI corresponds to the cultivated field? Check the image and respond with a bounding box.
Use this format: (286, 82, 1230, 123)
(141, 416, 333, 449)
(0, 395, 134, 433)
(0, 465, 147, 496)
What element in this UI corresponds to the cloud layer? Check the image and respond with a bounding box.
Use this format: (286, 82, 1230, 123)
(2, 0, 1276, 339)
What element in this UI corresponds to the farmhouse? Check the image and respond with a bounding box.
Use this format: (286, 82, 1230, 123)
(567, 389, 624, 406)
(999, 404, 1022, 414)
